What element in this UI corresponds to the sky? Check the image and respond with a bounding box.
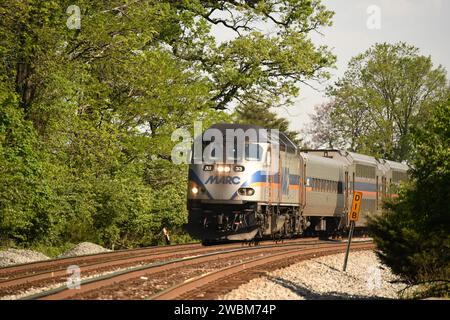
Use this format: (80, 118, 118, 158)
(212, 0, 450, 140)
(279, 0, 450, 138)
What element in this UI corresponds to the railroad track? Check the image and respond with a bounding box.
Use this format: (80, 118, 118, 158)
(152, 241, 375, 300)
(0, 242, 202, 298)
(0, 242, 200, 280)
(0, 238, 319, 299)
(18, 239, 373, 300)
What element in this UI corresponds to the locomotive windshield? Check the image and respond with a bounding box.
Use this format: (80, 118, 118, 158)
(245, 143, 263, 161)
(223, 142, 263, 162)
(197, 140, 263, 162)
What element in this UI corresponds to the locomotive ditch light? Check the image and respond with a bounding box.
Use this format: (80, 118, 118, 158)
(203, 164, 214, 171)
(234, 165, 245, 172)
(238, 188, 255, 196)
(191, 186, 199, 195)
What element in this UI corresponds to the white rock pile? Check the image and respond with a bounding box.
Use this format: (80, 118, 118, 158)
(0, 249, 50, 268)
(57, 242, 111, 258)
(219, 251, 407, 300)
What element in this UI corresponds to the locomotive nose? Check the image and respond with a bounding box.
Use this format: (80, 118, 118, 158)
(187, 162, 249, 201)
(203, 164, 245, 200)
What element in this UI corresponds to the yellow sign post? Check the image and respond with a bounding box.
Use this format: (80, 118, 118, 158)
(343, 191, 363, 271)
(349, 191, 362, 221)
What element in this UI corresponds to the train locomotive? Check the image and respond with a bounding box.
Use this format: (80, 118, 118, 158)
(186, 124, 408, 243)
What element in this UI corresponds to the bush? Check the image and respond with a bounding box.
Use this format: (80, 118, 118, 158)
(368, 100, 450, 298)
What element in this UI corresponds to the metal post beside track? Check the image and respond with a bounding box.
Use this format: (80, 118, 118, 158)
(343, 220, 355, 271)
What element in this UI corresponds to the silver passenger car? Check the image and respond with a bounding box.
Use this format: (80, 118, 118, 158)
(186, 125, 409, 242)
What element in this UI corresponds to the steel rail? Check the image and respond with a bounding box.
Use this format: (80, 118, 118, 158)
(23, 239, 372, 300)
(0, 242, 201, 278)
(151, 242, 375, 300)
(0, 238, 320, 296)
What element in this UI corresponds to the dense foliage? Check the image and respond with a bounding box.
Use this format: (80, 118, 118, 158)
(308, 42, 449, 161)
(368, 100, 450, 298)
(233, 104, 302, 146)
(307, 42, 450, 297)
(0, 0, 334, 251)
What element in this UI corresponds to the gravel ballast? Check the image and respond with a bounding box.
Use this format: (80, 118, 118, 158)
(219, 250, 406, 300)
(57, 242, 111, 258)
(0, 242, 111, 268)
(0, 249, 50, 268)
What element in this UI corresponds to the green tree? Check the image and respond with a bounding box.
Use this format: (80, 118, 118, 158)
(234, 104, 302, 146)
(169, 0, 336, 111)
(309, 43, 448, 161)
(305, 101, 340, 148)
(0, 92, 40, 244)
(368, 100, 450, 298)
(0, 0, 335, 249)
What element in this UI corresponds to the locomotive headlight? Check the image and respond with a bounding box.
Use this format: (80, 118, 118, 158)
(217, 165, 231, 173)
(191, 186, 199, 194)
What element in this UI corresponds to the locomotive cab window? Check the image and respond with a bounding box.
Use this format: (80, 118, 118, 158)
(245, 143, 263, 161)
(201, 140, 223, 162)
(223, 141, 263, 162)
